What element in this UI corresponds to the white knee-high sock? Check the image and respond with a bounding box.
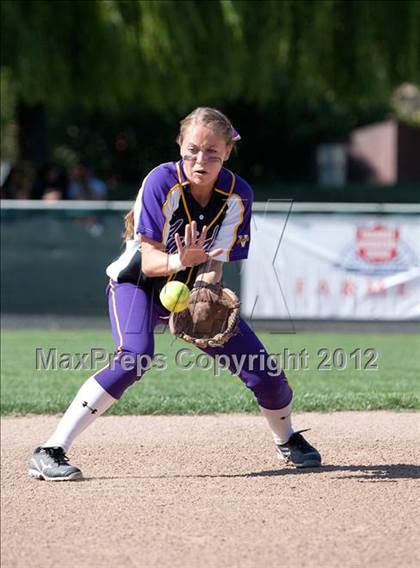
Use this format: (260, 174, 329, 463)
(259, 401, 294, 445)
(43, 376, 116, 453)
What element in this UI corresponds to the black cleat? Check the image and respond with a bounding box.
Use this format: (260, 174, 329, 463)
(29, 446, 83, 481)
(276, 430, 322, 468)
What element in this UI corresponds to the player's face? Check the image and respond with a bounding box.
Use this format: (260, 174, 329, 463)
(180, 125, 232, 189)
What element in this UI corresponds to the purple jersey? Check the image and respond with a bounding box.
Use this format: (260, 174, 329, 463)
(106, 160, 252, 297)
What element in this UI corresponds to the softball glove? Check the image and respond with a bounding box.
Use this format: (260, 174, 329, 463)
(169, 281, 241, 348)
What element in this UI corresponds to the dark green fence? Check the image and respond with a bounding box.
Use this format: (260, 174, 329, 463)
(1, 205, 241, 316)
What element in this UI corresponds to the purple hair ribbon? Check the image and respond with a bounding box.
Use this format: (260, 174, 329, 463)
(231, 128, 241, 142)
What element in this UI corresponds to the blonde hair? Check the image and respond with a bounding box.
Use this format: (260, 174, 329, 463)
(124, 209, 135, 240)
(124, 107, 239, 241)
(177, 107, 238, 146)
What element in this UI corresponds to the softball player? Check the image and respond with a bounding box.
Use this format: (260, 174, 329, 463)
(29, 107, 321, 481)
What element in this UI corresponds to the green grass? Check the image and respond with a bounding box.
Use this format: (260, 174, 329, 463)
(1, 330, 419, 414)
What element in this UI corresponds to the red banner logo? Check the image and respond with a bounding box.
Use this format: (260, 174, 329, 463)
(356, 225, 399, 264)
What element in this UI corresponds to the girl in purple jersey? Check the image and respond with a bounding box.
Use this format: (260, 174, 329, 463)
(29, 107, 321, 481)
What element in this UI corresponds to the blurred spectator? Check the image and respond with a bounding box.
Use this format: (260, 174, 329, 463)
(68, 161, 107, 200)
(32, 162, 68, 201)
(0, 161, 12, 187)
(0, 164, 31, 199)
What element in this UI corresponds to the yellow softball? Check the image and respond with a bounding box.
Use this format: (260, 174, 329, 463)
(159, 281, 190, 312)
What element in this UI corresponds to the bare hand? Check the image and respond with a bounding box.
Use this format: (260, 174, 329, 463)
(174, 221, 224, 267)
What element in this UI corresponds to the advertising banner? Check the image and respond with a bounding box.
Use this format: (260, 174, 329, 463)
(242, 213, 420, 320)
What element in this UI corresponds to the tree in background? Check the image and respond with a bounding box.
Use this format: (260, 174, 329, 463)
(1, 0, 419, 180)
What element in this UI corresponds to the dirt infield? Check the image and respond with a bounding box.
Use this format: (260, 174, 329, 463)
(1, 412, 419, 568)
